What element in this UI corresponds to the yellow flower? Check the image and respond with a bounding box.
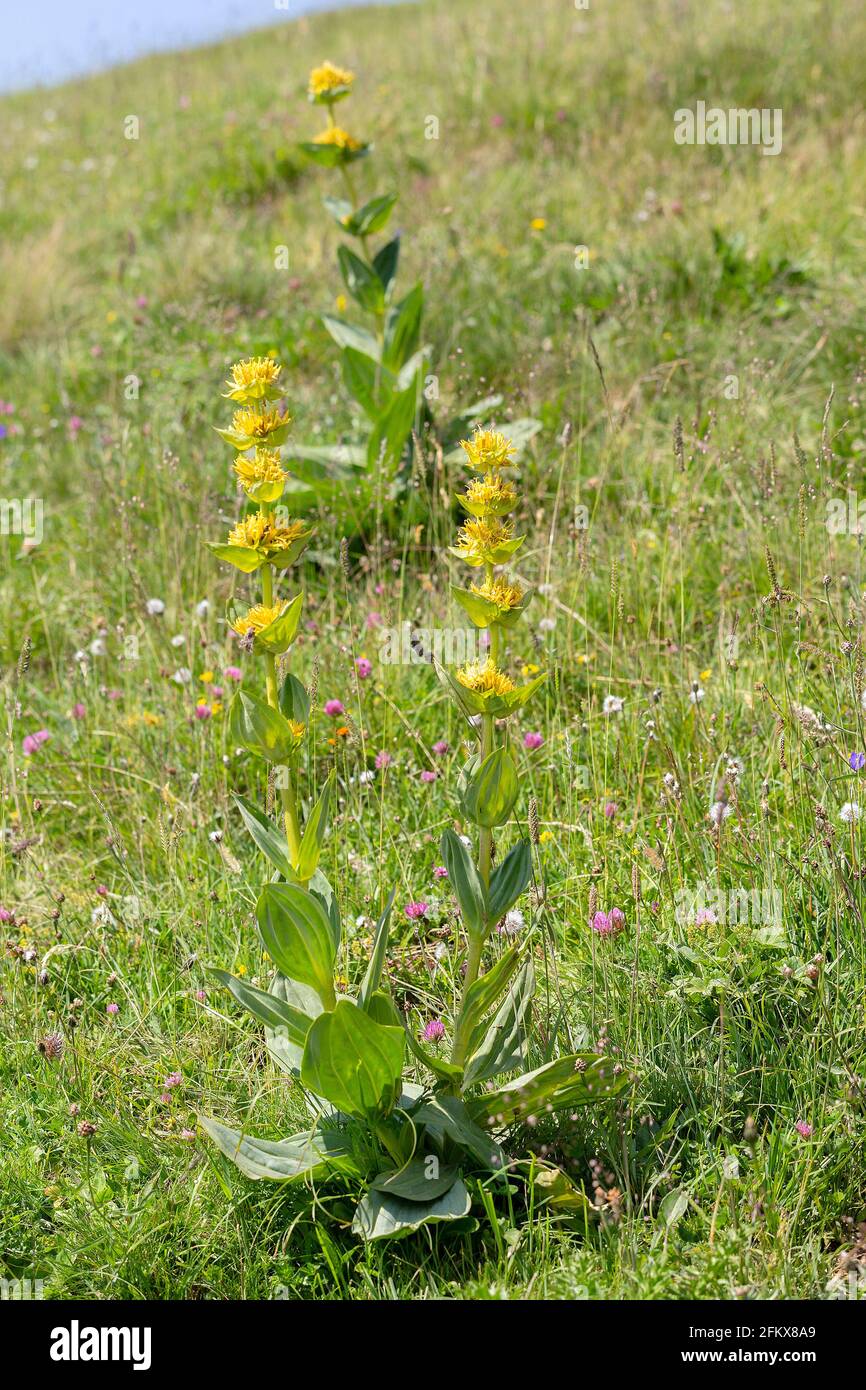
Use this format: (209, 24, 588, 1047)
(313, 125, 361, 152)
(236, 964, 247, 977)
(227, 513, 308, 556)
(287, 719, 306, 742)
(700, 668, 712, 681)
(335, 293, 348, 312)
(530, 217, 547, 231)
(223, 356, 283, 402)
(211, 701, 223, 716)
(470, 575, 524, 613)
(218, 404, 291, 451)
(521, 662, 540, 677)
(460, 472, 517, 518)
(199, 670, 214, 683)
(456, 659, 515, 698)
(308, 60, 355, 101)
(232, 602, 286, 638)
(459, 427, 516, 473)
(233, 447, 287, 503)
(539, 830, 554, 844)
(451, 516, 518, 566)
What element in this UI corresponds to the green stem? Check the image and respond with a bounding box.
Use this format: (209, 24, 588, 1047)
(260, 559, 303, 874)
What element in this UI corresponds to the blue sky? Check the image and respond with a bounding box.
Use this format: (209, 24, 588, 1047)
(1, 0, 380, 93)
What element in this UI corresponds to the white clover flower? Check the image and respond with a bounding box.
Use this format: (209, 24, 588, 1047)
(603, 695, 624, 715)
(146, 598, 165, 616)
(172, 667, 192, 686)
(840, 802, 861, 824)
(170, 634, 186, 648)
(358, 769, 375, 784)
(195, 600, 210, 619)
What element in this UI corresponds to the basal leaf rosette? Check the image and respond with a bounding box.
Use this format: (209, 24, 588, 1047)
(308, 60, 355, 106)
(234, 447, 287, 505)
(222, 356, 284, 403)
(301, 126, 370, 167)
(447, 658, 546, 718)
(216, 404, 292, 451)
(451, 575, 531, 630)
(232, 592, 304, 655)
(206, 513, 314, 573)
(449, 518, 525, 568)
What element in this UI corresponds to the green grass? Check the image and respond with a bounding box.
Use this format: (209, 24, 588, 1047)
(2, 0, 866, 1299)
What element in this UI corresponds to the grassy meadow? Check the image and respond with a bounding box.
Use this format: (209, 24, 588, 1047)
(2, 0, 866, 1299)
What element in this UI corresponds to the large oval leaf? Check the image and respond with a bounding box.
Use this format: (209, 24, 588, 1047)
(256, 883, 336, 1008)
(301, 998, 404, 1119)
(230, 689, 299, 765)
(440, 828, 487, 939)
(462, 747, 519, 828)
(199, 1115, 354, 1181)
(351, 1179, 470, 1241)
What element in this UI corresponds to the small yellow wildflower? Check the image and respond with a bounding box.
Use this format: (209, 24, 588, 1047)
(470, 575, 524, 613)
(530, 217, 547, 231)
(232, 603, 286, 638)
(229, 405, 289, 445)
(313, 126, 361, 152)
(700, 668, 712, 681)
(460, 427, 516, 472)
(335, 293, 348, 312)
(457, 659, 515, 698)
(233, 447, 287, 502)
(199, 670, 214, 684)
(539, 830, 554, 844)
(223, 356, 283, 402)
(461, 472, 517, 517)
(211, 702, 223, 716)
(308, 60, 355, 101)
(143, 711, 162, 727)
(521, 662, 541, 677)
(451, 516, 516, 565)
(227, 514, 307, 555)
(236, 964, 247, 977)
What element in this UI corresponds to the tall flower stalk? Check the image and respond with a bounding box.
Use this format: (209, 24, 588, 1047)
(206, 355, 320, 885)
(442, 426, 545, 1058)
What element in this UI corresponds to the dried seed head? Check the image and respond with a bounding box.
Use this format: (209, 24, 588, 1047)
(38, 1032, 64, 1061)
(17, 635, 32, 681)
(588, 882, 598, 920)
(528, 796, 539, 844)
(340, 537, 351, 583)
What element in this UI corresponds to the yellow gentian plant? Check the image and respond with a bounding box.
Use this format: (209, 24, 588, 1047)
(200, 398, 624, 1242)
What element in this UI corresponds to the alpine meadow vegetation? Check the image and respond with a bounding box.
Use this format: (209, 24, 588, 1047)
(2, 0, 866, 1302)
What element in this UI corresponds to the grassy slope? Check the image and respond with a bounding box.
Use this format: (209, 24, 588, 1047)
(1, 0, 866, 1298)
